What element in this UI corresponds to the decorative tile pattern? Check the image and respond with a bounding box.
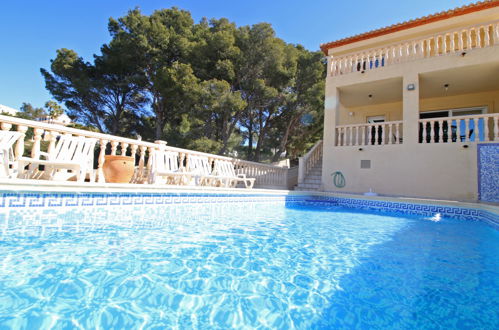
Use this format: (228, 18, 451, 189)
(0, 191, 497, 228)
(478, 143, 499, 203)
(290, 196, 499, 228)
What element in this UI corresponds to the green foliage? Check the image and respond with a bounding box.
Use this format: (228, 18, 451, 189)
(41, 7, 325, 162)
(16, 103, 47, 120)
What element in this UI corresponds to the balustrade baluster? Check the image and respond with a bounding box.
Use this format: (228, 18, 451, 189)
(395, 124, 400, 144)
(483, 117, 490, 142)
(437, 120, 443, 143)
(137, 145, 147, 182)
(484, 25, 491, 47)
(422, 122, 428, 144)
(120, 142, 129, 156)
(98, 139, 108, 183)
(380, 124, 385, 145)
(110, 141, 118, 155)
(130, 144, 138, 159)
(455, 119, 461, 143)
(388, 123, 393, 144)
(494, 23, 499, 45)
(31, 128, 43, 159)
(15, 126, 27, 159)
(464, 118, 470, 142)
(360, 126, 365, 145)
(1, 123, 12, 131)
(493, 117, 499, 141)
(443, 34, 448, 53)
(46, 131, 57, 155)
(429, 121, 435, 143)
(450, 32, 456, 52)
(349, 127, 353, 146)
(418, 40, 425, 58)
(476, 27, 482, 48)
(467, 29, 473, 49)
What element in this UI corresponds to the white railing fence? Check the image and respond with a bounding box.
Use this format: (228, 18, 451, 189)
(418, 113, 499, 144)
(0, 115, 289, 189)
(298, 140, 323, 184)
(330, 20, 499, 77)
(335, 121, 403, 147)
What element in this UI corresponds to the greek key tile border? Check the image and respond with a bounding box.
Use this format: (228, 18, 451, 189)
(0, 191, 497, 229)
(293, 196, 499, 228)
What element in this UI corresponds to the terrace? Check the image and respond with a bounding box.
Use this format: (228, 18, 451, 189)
(0, 114, 294, 190)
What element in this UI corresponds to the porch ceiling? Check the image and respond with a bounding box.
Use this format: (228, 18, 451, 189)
(339, 77, 403, 107)
(420, 63, 499, 99)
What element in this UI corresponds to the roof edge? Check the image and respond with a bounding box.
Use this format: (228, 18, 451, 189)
(320, 1, 499, 55)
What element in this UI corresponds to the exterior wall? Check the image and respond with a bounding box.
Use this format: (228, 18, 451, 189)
(322, 11, 499, 201)
(322, 144, 478, 201)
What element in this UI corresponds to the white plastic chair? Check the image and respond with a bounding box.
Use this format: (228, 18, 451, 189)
(18, 135, 97, 182)
(0, 131, 23, 178)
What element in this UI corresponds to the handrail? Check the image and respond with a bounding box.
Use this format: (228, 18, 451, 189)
(336, 121, 403, 128)
(0, 114, 289, 188)
(298, 140, 323, 184)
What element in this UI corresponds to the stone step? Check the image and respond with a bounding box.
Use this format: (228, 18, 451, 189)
(303, 179, 321, 185)
(296, 183, 321, 189)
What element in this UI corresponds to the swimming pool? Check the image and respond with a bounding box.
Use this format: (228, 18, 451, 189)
(0, 191, 498, 328)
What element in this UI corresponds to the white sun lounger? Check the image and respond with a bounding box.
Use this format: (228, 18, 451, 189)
(213, 159, 255, 189)
(148, 149, 191, 185)
(18, 135, 97, 182)
(187, 155, 229, 187)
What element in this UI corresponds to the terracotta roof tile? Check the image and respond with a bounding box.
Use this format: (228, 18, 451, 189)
(320, 1, 499, 55)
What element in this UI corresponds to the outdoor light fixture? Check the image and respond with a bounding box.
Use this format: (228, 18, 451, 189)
(368, 94, 373, 98)
(444, 83, 449, 92)
(407, 83, 415, 91)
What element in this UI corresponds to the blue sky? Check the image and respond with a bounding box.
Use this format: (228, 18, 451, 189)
(0, 0, 471, 110)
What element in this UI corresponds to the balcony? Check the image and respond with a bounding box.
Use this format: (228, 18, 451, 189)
(335, 113, 499, 147)
(328, 20, 499, 77)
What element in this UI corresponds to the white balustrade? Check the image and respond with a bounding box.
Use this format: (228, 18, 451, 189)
(418, 113, 499, 144)
(335, 121, 403, 146)
(0, 115, 290, 189)
(329, 20, 499, 77)
(297, 140, 323, 184)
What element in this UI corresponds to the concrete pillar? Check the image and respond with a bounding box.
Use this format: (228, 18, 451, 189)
(402, 72, 420, 145)
(322, 78, 340, 190)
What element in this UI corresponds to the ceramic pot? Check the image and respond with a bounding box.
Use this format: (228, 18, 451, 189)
(103, 155, 135, 183)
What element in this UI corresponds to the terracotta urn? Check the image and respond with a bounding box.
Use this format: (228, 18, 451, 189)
(103, 155, 135, 183)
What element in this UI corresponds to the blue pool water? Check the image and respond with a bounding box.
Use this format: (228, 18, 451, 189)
(0, 200, 498, 329)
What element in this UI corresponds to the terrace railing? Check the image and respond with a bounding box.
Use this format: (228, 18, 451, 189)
(0, 115, 289, 189)
(329, 20, 499, 77)
(336, 121, 403, 146)
(298, 140, 322, 184)
(418, 113, 499, 144)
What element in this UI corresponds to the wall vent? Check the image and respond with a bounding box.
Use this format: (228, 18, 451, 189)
(360, 160, 371, 169)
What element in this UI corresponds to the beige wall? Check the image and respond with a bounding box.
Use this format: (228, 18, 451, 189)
(322, 144, 478, 201)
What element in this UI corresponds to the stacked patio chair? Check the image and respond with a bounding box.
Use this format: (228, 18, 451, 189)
(0, 130, 23, 178)
(18, 135, 97, 183)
